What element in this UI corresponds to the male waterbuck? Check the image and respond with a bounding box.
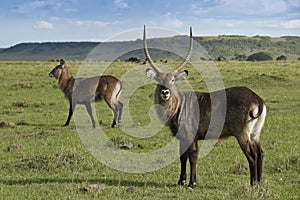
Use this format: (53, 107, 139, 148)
(49, 59, 123, 128)
(143, 26, 266, 189)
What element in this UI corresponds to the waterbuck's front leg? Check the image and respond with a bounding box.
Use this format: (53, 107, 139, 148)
(84, 103, 96, 128)
(178, 140, 188, 186)
(187, 141, 198, 189)
(64, 101, 76, 126)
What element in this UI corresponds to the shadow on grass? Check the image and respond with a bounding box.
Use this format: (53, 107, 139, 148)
(0, 177, 175, 188)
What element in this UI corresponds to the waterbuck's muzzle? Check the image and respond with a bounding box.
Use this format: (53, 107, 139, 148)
(161, 89, 171, 101)
(49, 73, 54, 77)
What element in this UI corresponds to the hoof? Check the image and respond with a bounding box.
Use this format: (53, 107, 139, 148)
(111, 122, 117, 128)
(177, 180, 186, 186)
(187, 182, 196, 189)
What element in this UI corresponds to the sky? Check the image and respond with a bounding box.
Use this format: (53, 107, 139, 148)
(0, 0, 299, 47)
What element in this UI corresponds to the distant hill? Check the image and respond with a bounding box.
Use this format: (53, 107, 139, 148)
(0, 42, 98, 61)
(194, 35, 300, 61)
(0, 35, 299, 61)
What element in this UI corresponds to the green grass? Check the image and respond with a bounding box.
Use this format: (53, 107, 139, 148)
(0, 61, 299, 199)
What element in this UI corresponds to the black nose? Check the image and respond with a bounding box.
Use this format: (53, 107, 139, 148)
(162, 90, 170, 95)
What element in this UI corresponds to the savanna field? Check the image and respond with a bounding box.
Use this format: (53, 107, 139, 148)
(0, 60, 299, 199)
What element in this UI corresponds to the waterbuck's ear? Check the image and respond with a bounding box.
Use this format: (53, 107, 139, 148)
(175, 70, 188, 81)
(60, 59, 65, 65)
(146, 68, 157, 80)
(60, 59, 65, 69)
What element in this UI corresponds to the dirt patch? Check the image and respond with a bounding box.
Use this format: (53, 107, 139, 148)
(81, 184, 106, 192)
(0, 121, 15, 128)
(7, 144, 23, 151)
(21, 130, 54, 140)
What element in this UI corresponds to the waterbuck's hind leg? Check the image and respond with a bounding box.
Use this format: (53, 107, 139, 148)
(237, 135, 258, 186)
(247, 107, 266, 185)
(109, 101, 123, 128)
(103, 96, 119, 128)
(108, 108, 117, 128)
(254, 141, 264, 182)
(117, 101, 123, 127)
(110, 105, 118, 128)
(110, 101, 123, 128)
(249, 143, 259, 185)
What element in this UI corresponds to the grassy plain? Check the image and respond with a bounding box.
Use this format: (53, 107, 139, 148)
(0, 60, 299, 199)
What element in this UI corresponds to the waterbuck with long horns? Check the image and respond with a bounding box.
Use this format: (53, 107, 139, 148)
(49, 59, 123, 128)
(143, 26, 266, 189)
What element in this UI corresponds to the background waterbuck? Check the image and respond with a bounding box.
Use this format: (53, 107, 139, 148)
(49, 59, 123, 128)
(143, 26, 267, 189)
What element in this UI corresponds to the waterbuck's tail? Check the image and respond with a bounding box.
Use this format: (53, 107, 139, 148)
(112, 80, 122, 103)
(250, 97, 265, 119)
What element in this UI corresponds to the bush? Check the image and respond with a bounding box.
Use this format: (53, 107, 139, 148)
(247, 52, 273, 61)
(276, 55, 287, 61)
(216, 56, 226, 61)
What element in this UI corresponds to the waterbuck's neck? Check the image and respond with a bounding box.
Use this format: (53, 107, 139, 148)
(155, 84, 181, 122)
(58, 66, 74, 91)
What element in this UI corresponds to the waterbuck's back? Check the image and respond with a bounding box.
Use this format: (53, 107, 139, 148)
(72, 75, 121, 104)
(190, 86, 265, 140)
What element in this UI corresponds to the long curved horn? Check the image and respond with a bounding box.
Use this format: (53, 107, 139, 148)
(175, 27, 193, 72)
(143, 25, 162, 73)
